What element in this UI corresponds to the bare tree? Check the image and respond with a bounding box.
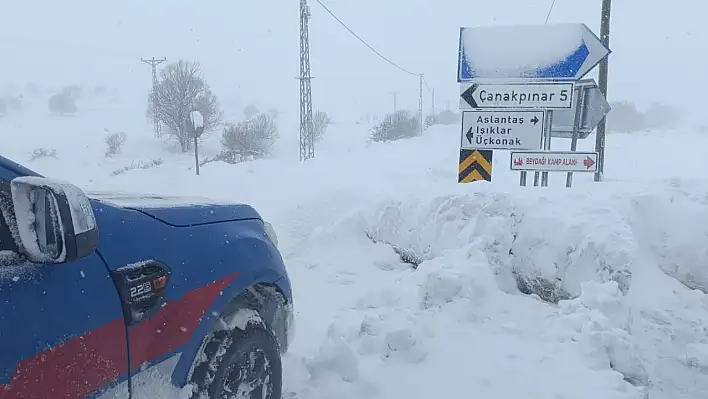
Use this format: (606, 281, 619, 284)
(105, 131, 127, 157)
(147, 60, 222, 152)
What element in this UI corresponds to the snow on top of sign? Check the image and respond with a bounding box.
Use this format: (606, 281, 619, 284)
(461, 23, 584, 78)
(190, 110, 204, 130)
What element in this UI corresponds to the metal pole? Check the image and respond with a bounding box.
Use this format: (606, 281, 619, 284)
(566, 85, 586, 187)
(594, 0, 611, 181)
(540, 110, 553, 187)
(520, 171, 527, 186)
(194, 134, 200, 176)
(533, 167, 541, 186)
(393, 92, 398, 113)
(141, 57, 166, 137)
(299, 0, 315, 161)
(418, 74, 424, 135)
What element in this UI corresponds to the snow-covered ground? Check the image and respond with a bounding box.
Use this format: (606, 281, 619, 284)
(2, 94, 708, 399)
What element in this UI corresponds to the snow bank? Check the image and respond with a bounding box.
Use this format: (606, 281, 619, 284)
(282, 183, 708, 399)
(285, 196, 650, 398)
(362, 192, 634, 302)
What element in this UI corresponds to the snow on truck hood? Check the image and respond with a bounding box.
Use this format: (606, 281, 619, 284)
(87, 191, 262, 226)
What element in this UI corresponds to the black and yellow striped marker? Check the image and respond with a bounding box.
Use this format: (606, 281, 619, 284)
(458, 149, 492, 183)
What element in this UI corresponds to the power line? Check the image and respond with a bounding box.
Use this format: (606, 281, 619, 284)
(544, 0, 558, 23)
(313, 0, 420, 77)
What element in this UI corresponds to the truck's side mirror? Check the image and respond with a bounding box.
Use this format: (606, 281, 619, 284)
(10, 177, 99, 264)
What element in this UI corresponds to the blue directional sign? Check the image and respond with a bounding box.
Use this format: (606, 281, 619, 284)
(457, 23, 611, 82)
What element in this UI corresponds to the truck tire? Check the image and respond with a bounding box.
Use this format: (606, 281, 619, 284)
(205, 325, 283, 399)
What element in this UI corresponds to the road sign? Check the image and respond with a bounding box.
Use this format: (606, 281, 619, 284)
(459, 149, 492, 183)
(510, 151, 598, 173)
(550, 80, 611, 139)
(460, 82, 573, 110)
(461, 110, 544, 150)
(457, 23, 611, 82)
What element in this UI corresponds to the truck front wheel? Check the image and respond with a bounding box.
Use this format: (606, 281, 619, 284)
(193, 319, 283, 399)
(210, 326, 282, 399)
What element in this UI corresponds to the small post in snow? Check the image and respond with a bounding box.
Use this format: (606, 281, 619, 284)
(187, 110, 205, 176)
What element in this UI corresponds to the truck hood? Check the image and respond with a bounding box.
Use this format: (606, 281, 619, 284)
(87, 191, 262, 226)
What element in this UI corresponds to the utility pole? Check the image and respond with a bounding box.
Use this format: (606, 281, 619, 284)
(594, 0, 611, 182)
(418, 74, 424, 135)
(298, 0, 315, 161)
(392, 92, 398, 113)
(141, 57, 166, 137)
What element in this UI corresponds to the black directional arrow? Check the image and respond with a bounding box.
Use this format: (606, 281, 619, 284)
(460, 84, 479, 108)
(530, 116, 539, 125)
(466, 127, 473, 144)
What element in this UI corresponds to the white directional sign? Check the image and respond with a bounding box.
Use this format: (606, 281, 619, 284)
(461, 110, 545, 150)
(510, 151, 598, 172)
(460, 82, 574, 110)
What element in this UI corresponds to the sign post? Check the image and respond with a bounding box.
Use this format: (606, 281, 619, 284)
(187, 110, 205, 176)
(566, 85, 586, 187)
(456, 22, 611, 187)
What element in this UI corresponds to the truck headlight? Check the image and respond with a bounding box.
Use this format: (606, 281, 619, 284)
(263, 221, 278, 248)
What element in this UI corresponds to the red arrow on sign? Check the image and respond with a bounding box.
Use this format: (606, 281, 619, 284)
(584, 156, 595, 169)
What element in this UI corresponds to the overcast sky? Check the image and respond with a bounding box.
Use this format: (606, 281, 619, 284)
(0, 0, 704, 124)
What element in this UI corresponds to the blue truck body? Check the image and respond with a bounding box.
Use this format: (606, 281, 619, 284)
(0, 155, 293, 398)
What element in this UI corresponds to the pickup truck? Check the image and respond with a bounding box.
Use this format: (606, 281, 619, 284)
(0, 154, 294, 399)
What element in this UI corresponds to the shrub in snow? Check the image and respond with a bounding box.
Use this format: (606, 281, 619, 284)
(219, 114, 278, 163)
(147, 59, 222, 151)
(28, 148, 58, 161)
(104, 132, 127, 158)
(312, 110, 333, 142)
(370, 110, 420, 142)
(48, 92, 77, 115)
(111, 158, 164, 176)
